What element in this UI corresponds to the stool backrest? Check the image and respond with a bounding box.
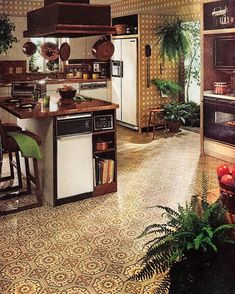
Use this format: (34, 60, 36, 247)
(0, 120, 7, 151)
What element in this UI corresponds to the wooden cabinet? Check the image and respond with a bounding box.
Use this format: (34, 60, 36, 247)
(69, 37, 87, 60)
(69, 36, 101, 60)
(92, 109, 117, 197)
(201, 0, 235, 162)
(0, 85, 16, 123)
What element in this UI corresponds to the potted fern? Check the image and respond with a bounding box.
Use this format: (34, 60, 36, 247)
(152, 78, 181, 98)
(0, 15, 18, 54)
(155, 18, 192, 63)
(164, 102, 190, 132)
(130, 192, 235, 293)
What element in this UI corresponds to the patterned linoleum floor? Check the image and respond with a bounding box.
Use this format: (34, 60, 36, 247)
(0, 127, 223, 294)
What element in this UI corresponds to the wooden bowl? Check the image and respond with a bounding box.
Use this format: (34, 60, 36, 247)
(59, 89, 76, 99)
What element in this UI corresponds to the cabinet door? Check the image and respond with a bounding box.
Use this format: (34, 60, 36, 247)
(57, 134, 93, 199)
(0, 86, 13, 123)
(86, 36, 100, 59)
(69, 38, 87, 59)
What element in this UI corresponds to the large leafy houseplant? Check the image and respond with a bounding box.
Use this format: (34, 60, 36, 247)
(152, 78, 181, 98)
(130, 188, 235, 294)
(155, 18, 192, 63)
(164, 102, 190, 132)
(0, 15, 18, 54)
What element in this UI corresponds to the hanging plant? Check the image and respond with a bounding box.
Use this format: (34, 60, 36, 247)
(155, 18, 192, 62)
(0, 15, 18, 54)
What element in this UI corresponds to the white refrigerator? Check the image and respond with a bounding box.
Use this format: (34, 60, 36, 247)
(111, 38, 137, 128)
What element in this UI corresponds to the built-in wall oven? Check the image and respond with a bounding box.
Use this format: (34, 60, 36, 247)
(204, 96, 235, 146)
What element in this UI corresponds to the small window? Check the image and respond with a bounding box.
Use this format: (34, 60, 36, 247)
(28, 37, 69, 73)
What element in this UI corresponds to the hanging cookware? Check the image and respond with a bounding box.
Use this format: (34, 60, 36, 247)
(40, 42, 59, 61)
(22, 41, 37, 56)
(59, 42, 71, 61)
(92, 38, 114, 61)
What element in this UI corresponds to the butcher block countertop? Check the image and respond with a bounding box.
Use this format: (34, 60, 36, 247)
(0, 96, 118, 119)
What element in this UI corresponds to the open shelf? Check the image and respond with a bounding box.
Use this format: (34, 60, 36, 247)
(94, 148, 115, 155)
(93, 182, 117, 197)
(93, 129, 115, 135)
(92, 109, 117, 197)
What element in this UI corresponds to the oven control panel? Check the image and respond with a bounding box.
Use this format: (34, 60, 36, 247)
(94, 114, 113, 131)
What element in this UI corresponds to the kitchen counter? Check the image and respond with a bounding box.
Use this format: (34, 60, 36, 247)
(0, 96, 118, 119)
(0, 95, 118, 207)
(0, 78, 110, 86)
(204, 90, 235, 101)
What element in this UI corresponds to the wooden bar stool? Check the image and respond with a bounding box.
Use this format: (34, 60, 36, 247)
(147, 107, 167, 139)
(0, 120, 42, 215)
(2, 122, 22, 181)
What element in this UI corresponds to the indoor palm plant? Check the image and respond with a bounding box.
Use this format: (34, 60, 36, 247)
(129, 187, 235, 294)
(152, 78, 181, 98)
(0, 15, 18, 54)
(155, 18, 192, 63)
(164, 102, 190, 132)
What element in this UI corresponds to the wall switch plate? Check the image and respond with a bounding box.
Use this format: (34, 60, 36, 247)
(8, 67, 14, 74)
(16, 67, 23, 74)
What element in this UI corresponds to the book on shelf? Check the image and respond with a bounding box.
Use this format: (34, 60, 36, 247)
(93, 156, 115, 186)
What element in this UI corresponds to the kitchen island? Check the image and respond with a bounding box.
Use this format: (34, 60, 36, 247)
(0, 96, 118, 206)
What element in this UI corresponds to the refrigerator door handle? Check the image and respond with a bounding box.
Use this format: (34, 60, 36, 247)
(120, 61, 123, 78)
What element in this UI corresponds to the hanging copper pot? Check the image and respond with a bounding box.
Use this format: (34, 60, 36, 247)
(59, 42, 71, 61)
(92, 38, 114, 61)
(40, 42, 59, 61)
(22, 41, 37, 56)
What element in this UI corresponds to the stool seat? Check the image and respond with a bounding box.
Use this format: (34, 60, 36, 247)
(5, 131, 41, 153)
(2, 122, 22, 132)
(147, 107, 167, 139)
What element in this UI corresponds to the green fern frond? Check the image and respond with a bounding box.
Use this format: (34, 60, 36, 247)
(214, 224, 235, 235)
(156, 205, 179, 217)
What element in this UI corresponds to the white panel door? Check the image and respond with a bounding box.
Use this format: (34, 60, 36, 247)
(57, 134, 93, 199)
(121, 38, 137, 126)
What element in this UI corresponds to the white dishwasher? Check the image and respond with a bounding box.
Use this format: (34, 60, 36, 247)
(79, 82, 109, 101)
(56, 113, 93, 200)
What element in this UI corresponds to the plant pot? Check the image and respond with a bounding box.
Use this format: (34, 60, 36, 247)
(167, 120, 181, 132)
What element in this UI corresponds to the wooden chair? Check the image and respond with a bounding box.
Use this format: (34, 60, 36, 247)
(0, 120, 42, 215)
(147, 107, 167, 139)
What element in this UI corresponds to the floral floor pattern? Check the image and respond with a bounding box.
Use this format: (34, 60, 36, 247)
(0, 127, 223, 293)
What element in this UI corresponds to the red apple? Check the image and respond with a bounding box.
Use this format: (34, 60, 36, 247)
(232, 166, 235, 182)
(216, 164, 230, 178)
(221, 174, 234, 186)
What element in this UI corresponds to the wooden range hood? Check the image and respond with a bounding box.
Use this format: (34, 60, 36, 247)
(23, 0, 116, 38)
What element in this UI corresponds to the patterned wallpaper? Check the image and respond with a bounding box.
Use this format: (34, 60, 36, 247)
(112, 0, 211, 17)
(2, 0, 42, 17)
